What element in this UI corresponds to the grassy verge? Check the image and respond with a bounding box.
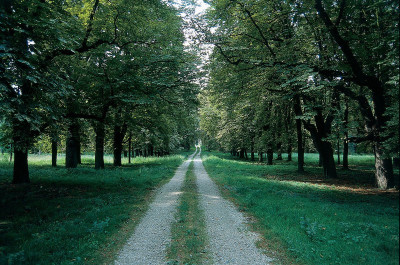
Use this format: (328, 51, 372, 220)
(201, 151, 399, 265)
(166, 161, 210, 265)
(0, 153, 188, 265)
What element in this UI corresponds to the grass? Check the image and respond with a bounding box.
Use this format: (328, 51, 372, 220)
(0, 151, 193, 265)
(166, 160, 210, 265)
(201, 151, 399, 265)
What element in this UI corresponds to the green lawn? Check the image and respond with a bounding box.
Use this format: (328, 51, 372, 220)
(202, 151, 399, 265)
(0, 151, 192, 265)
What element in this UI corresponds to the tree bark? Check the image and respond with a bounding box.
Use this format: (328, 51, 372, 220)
(374, 142, 394, 189)
(337, 137, 341, 165)
(51, 139, 57, 167)
(393, 158, 400, 168)
(94, 122, 105, 169)
(267, 148, 273, 165)
(310, 132, 337, 178)
(276, 142, 283, 160)
(128, 134, 132, 164)
(320, 141, 338, 179)
(12, 146, 29, 184)
(239, 149, 245, 159)
(77, 137, 81, 164)
(294, 97, 304, 172)
(343, 138, 349, 169)
(258, 152, 263, 162)
(287, 144, 292, 161)
(318, 153, 323, 167)
(113, 123, 127, 166)
(149, 145, 154, 156)
(342, 99, 349, 169)
(66, 121, 79, 168)
(9, 144, 13, 163)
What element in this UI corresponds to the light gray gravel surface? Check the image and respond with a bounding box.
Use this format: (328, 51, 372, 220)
(114, 152, 196, 265)
(194, 151, 272, 265)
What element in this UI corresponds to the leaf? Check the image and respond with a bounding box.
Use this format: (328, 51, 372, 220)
(17, 59, 35, 69)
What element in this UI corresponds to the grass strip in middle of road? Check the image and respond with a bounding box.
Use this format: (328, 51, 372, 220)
(166, 160, 210, 265)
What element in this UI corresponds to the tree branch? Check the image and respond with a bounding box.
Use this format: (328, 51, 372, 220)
(237, 2, 276, 58)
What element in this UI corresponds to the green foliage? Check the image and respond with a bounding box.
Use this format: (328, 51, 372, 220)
(202, 152, 399, 265)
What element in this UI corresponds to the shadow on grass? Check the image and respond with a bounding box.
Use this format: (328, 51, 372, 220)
(206, 151, 399, 194)
(0, 154, 185, 264)
(201, 152, 399, 265)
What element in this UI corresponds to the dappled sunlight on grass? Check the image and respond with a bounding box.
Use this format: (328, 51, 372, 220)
(202, 151, 399, 265)
(0, 153, 187, 264)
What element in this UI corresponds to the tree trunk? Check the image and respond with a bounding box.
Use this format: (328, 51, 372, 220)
(343, 137, 349, 169)
(113, 123, 127, 167)
(66, 121, 79, 168)
(320, 141, 338, 178)
(374, 143, 394, 189)
(244, 149, 248, 160)
(287, 144, 292, 161)
(342, 100, 349, 169)
(239, 149, 245, 159)
(337, 137, 341, 165)
(267, 148, 273, 165)
(258, 152, 263, 162)
(9, 144, 13, 163)
(51, 139, 57, 167)
(276, 142, 282, 160)
(293, 96, 305, 173)
(94, 122, 105, 169)
(296, 119, 304, 172)
(12, 147, 30, 184)
(77, 138, 81, 165)
(128, 134, 132, 164)
(149, 145, 154, 156)
(393, 158, 400, 168)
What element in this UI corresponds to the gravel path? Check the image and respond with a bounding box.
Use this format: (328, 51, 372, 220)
(115, 152, 196, 265)
(194, 151, 272, 265)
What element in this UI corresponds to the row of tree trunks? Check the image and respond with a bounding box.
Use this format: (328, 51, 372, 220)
(315, 0, 394, 189)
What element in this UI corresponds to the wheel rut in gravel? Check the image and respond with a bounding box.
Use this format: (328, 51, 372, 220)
(194, 151, 273, 265)
(115, 152, 196, 265)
